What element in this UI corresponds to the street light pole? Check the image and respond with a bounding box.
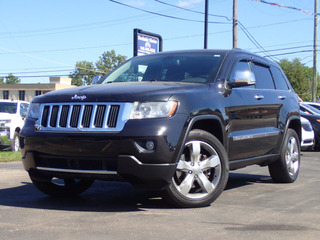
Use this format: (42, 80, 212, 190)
(233, 0, 238, 48)
(312, 0, 318, 102)
(204, 0, 208, 49)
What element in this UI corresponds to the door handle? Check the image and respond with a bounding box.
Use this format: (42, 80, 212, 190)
(254, 95, 264, 100)
(278, 95, 287, 100)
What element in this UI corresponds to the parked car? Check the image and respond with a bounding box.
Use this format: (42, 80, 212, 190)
(303, 101, 320, 111)
(21, 49, 301, 207)
(0, 100, 29, 151)
(300, 117, 315, 150)
(300, 102, 320, 115)
(300, 106, 320, 149)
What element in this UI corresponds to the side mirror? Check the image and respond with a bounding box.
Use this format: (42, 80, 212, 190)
(91, 75, 103, 85)
(228, 71, 256, 88)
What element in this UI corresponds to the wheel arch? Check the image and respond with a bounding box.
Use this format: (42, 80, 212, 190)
(276, 115, 301, 156)
(286, 116, 301, 143)
(176, 115, 226, 162)
(189, 116, 226, 146)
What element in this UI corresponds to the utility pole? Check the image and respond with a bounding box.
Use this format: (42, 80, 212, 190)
(204, 0, 208, 49)
(233, 0, 237, 48)
(312, 0, 318, 102)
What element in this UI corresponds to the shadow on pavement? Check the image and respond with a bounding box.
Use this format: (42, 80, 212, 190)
(226, 172, 273, 191)
(0, 172, 272, 211)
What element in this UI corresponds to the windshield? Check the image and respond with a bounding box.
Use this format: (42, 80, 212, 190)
(101, 52, 226, 84)
(0, 102, 17, 114)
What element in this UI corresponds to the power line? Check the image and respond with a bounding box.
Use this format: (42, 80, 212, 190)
(266, 49, 315, 57)
(108, 0, 230, 24)
(238, 21, 278, 61)
(253, 45, 314, 54)
(0, 69, 73, 75)
(0, 42, 132, 55)
(154, 0, 231, 21)
(0, 74, 71, 78)
(0, 14, 157, 40)
(0, 18, 311, 57)
(2, 46, 316, 77)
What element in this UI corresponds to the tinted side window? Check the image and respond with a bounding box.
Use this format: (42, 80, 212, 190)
(270, 66, 289, 90)
(252, 63, 275, 89)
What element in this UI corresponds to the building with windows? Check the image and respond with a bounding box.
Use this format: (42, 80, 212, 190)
(0, 77, 76, 102)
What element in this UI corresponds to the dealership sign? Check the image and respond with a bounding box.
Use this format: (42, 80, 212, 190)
(134, 29, 163, 57)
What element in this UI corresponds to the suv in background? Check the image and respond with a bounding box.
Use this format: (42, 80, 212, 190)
(21, 49, 301, 207)
(0, 100, 29, 151)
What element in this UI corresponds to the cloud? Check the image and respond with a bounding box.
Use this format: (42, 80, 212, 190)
(177, 0, 203, 8)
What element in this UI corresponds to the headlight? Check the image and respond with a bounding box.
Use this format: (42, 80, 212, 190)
(130, 101, 178, 119)
(27, 103, 40, 119)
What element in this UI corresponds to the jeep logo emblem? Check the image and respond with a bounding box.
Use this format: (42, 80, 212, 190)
(71, 94, 87, 101)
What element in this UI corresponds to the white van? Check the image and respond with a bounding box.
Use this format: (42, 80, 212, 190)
(0, 100, 29, 151)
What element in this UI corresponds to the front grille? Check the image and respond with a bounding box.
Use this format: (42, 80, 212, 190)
(38, 102, 131, 132)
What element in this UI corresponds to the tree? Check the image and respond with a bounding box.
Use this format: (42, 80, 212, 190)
(4, 73, 20, 84)
(69, 61, 97, 86)
(96, 50, 127, 74)
(278, 58, 319, 101)
(69, 50, 127, 86)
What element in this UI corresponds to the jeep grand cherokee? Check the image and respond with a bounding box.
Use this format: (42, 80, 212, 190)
(21, 49, 301, 207)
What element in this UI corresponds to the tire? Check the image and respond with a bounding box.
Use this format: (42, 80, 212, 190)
(164, 129, 229, 208)
(11, 131, 20, 152)
(268, 128, 300, 183)
(29, 171, 94, 197)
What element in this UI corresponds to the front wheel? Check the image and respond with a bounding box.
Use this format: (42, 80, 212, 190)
(164, 129, 229, 208)
(29, 172, 94, 197)
(268, 128, 300, 183)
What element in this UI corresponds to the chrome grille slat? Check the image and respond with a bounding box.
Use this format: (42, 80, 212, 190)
(38, 102, 132, 132)
(90, 105, 98, 128)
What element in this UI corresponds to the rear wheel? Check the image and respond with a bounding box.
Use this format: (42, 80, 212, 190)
(11, 131, 20, 152)
(164, 129, 229, 208)
(29, 172, 94, 197)
(268, 129, 300, 183)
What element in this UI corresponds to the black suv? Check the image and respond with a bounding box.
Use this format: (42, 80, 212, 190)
(21, 49, 301, 207)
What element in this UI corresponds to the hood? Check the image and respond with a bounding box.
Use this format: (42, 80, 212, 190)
(33, 82, 210, 103)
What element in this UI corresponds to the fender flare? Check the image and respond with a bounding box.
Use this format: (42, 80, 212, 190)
(174, 114, 226, 163)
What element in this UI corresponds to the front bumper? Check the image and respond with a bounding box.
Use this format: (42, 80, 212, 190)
(21, 115, 187, 188)
(22, 151, 176, 188)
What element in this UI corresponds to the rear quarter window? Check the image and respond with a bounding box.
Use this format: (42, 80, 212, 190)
(270, 66, 289, 90)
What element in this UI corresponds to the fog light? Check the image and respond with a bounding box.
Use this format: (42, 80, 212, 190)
(146, 141, 155, 150)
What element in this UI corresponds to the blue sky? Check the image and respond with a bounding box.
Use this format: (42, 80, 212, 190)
(0, 0, 316, 83)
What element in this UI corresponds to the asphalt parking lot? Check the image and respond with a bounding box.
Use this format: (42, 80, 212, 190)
(0, 151, 319, 240)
